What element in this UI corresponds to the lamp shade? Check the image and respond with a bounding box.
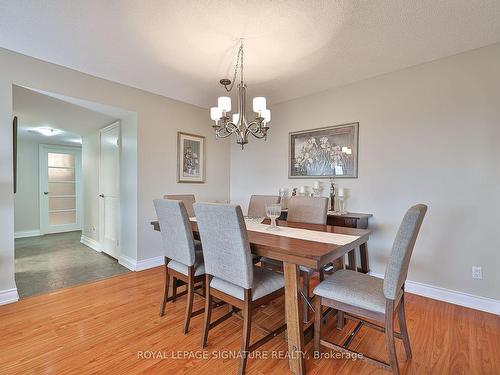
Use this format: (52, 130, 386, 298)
(232, 113, 240, 124)
(262, 109, 271, 123)
(210, 107, 222, 121)
(218, 96, 231, 112)
(253, 97, 266, 112)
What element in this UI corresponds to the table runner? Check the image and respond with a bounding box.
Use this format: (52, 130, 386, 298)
(189, 217, 359, 246)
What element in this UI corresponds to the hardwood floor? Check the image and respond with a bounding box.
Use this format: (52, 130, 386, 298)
(0, 267, 498, 374)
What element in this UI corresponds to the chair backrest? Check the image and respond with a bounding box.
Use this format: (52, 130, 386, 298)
(193, 203, 253, 289)
(287, 196, 329, 225)
(154, 199, 196, 266)
(164, 194, 196, 217)
(247, 195, 280, 218)
(383, 204, 428, 300)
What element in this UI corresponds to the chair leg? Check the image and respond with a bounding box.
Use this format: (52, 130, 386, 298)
(397, 294, 412, 360)
(201, 275, 213, 348)
(160, 257, 170, 317)
(183, 268, 195, 334)
(302, 272, 310, 323)
(239, 290, 252, 375)
(336, 311, 345, 330)
(313, 295, 322, 356)
(172, 277, 178, 302)
(385, 300, 400, 375)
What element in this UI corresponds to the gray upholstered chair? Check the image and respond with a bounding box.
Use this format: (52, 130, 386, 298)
(193, 203, 286, 375)
(287, 195, 329, 224)
(164, 194, 196, 217)
(313, 204, 427, 375)
(261, 195, 329, 322)
(247, 194, 280, 218)
(154, 198, 205, 334)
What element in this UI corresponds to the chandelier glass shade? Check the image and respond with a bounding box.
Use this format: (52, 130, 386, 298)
(209, 41, 271, 148)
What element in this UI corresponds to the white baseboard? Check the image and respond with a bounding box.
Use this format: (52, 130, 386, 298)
(80, 235, 101, 252)
(118, 254, 137, 271)
(136, 256, 164, 271)
(118, 254, 164, 272)
(369, 272, 500, 315)
(0, 288, 19, 305)
(15, 230, 42, 239)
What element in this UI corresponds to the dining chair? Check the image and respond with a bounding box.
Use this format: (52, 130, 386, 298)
(261, 195, 329, 322)
(287, 195, 329, 224)
(164, 194, 196, 217)
(247, 194, 280, 218)
(313, 204, 428, 375)
(154, 198, 205, 334)
(194, 202, 287, 375)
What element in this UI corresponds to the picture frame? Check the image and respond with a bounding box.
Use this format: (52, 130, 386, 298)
(289, 122, 359, 179)
(177, 132, 205, 183)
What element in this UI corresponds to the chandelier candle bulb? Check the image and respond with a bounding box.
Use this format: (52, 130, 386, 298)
(232, 113, 240, 124)
(253, 97, 267, 112)
(210, 107, 221, 121)
(262, 109, 271, 123)
(218, 96, 231, 112)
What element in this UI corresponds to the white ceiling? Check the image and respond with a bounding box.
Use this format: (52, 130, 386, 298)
(2, 1, 500, 108)
(14, 85, 116, 146)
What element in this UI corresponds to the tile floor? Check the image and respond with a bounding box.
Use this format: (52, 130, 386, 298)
(15, 231, 129, 298)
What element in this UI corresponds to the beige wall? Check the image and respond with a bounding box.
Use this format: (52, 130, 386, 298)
(14, 139, 40, 233)
(230, 43, 500, 300)
(0, 48, 231, 294)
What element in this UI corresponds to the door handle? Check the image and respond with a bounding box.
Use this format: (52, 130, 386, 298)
(44, 192, 49, 195)
(99, 194, 105, 198)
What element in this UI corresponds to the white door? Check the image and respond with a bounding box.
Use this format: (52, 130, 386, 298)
(39, 145, 82, 234)
(99, 122, 121, 259)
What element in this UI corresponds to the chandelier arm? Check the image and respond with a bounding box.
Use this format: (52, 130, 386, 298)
(249, 131, 267, 139)
(216, 122, 238, 138)
(246, 121, 264, 133)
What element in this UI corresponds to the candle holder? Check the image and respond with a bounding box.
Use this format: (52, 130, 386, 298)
(279, 188, 288, 209)
(337, 196, 347, 215)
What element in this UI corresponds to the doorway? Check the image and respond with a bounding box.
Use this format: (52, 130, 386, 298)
(39, 144, 82, 234)
(13, 86, 131, 298)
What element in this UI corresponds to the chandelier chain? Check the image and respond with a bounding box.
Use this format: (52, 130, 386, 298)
(224, 40, 244, 92)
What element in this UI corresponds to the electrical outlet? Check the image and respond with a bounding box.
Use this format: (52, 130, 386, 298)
(472, 266, 482, 280)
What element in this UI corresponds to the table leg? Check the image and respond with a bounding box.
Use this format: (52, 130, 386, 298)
(347, 250, 356, 271)
(358, 242, 370, 273)
(283, 262, 306, 375)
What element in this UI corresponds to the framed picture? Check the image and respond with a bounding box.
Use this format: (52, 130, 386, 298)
(177, 132, 205, 183)
(289, 122, 359, 179)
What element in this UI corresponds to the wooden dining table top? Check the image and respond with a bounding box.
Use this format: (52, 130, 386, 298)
(150, 218, 371, 270)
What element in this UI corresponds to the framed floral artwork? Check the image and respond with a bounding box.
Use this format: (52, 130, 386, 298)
(289, 123, 358, 179)
(177, 132, 205, 183)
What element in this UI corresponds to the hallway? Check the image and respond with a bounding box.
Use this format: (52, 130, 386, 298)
(15, 231, 129, 298)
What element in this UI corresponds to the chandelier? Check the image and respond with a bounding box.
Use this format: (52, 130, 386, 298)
(210, 40, 271, 148)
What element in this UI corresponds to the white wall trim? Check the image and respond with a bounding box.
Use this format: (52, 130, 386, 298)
(80, 235, 101, 252)
(118, 255, 163, 272)
(136, 256, 164, 272)
(118, 254, 137, 271)
(369, 272, 500, 315)
(0, 288, 19, 305)
(14, 230, 41, 239)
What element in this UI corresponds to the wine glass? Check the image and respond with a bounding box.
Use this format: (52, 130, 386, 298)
(265, 204, 281, 231)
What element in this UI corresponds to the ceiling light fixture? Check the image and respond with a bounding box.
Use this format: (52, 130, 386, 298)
(31, 127, 62, 137)
(210, 39, 271, 149)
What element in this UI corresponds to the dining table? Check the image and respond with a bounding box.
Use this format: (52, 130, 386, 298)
(151, 217, 371, 375)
